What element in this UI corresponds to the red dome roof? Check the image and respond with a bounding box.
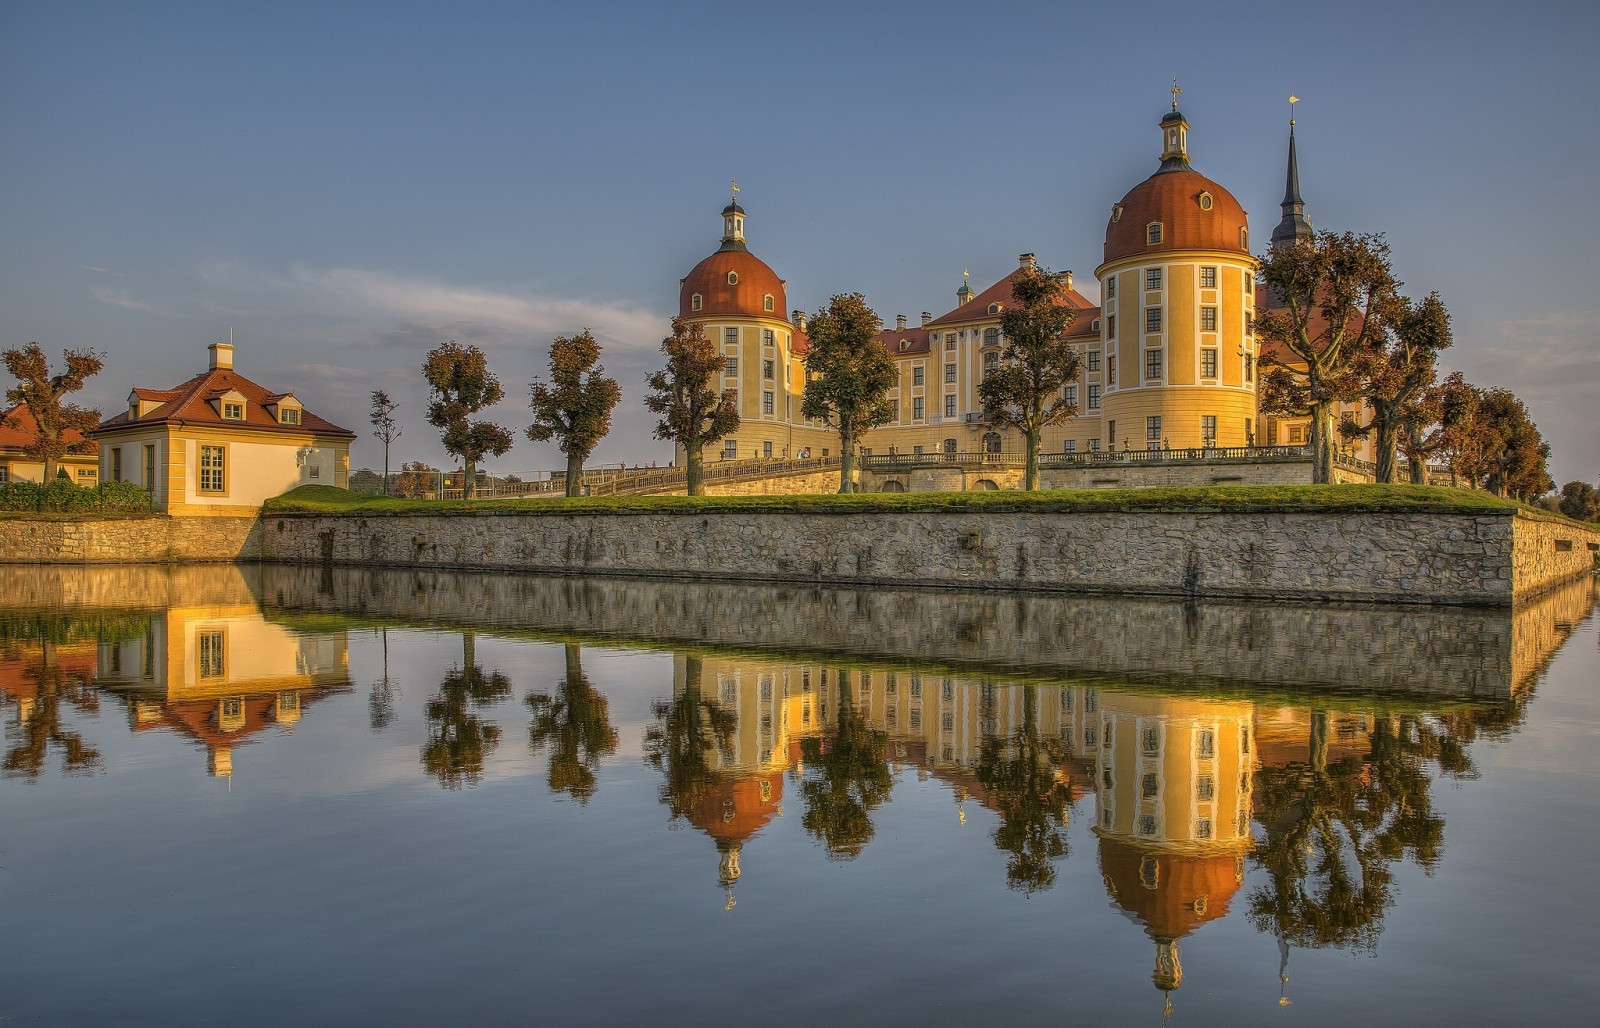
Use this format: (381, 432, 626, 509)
(1104, 168, 1249, 265)
(679, 248, 787, 319)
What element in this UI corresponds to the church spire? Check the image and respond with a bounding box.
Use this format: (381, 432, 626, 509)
(1271, 97, 1313, 249)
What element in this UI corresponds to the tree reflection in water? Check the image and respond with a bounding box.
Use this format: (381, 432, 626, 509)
(975, 684, 1074, 893)
(2, 636, 102, 778)
(420, 631, 512, 789)
(643, 655, 736, 823)
(527, 643, 618, 804)
(368, 626, 399, 732)
(799, 669, 893, 860)
(1248, 702, 1511, 983)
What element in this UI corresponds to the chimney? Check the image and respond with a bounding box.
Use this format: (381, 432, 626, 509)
(1064, 270, 1073, 290)
(896, 314, 907, 331)
(1019, 252, 1037, 269)
(208, 342, 234, 371)
(920, 311, 932, 327)
(791, 310, 808, 333)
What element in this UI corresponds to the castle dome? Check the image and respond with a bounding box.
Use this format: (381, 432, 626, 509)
(1103, 108, 1249, 265)
(679, 197, 787, 319)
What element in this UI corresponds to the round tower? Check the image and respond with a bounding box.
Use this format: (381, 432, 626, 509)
(677, 190, 831, 463)
(1094, 101, 1259, 451)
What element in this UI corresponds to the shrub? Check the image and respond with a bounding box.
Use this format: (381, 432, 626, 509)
(0, 479, 156, 514)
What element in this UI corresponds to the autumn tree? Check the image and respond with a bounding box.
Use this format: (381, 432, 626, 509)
(643, 318, 739, 496)
(527, 330, 622, 498)
(1257, 232, 1397, 483)
(1558, 481, 1599, 523)
(976, 266, 1081, 490)
(2, 342, 104, 482)
(1456, 387, 1551, 501)
(369, 390, 401, 495)
(1397, 371, 1477, 485)
(421, 342, 513, 500)
(800, 293, 894, 493)
(1342, 292, 1452, 483)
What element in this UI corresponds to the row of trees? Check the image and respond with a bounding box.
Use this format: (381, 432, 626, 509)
(1257, 232, 1554, 497)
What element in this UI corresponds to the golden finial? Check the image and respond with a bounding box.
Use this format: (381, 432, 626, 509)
(963, 267, 970, 283)
(730, 178, 739, 199)
(1288, 94, 1300, 128)
(1171, 78, 1182, 110)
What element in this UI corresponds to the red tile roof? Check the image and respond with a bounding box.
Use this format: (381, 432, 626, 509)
(875, 326, 932, 357)
(0, 405, 97, 454)
(926, 267, 1097, 329)
(95, 366, 355, 439)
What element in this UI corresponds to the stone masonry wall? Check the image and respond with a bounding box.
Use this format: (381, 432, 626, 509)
(1511, 515, 1600, 599)
(0, 516, 262, 564)
(243, 566, 1595, 700)
(255, 506, 1540, 605)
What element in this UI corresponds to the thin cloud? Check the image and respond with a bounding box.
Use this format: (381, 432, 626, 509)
(91, 287, 164, 314)
(195, 263, 667, 354)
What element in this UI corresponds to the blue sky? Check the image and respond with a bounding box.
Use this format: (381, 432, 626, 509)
(2, 1, 1595, 484)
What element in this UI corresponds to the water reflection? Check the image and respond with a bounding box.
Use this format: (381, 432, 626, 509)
(0, 565, 1595, 1020)
(527, 643, 618, 803)
(422, 631, 512, 789)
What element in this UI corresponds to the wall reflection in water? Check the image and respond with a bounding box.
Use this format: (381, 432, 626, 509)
(1, 564, 1594, 1014)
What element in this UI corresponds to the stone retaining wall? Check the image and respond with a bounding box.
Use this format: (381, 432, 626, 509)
(250, 506, 1598, 606)
(0, 516, 261, 564)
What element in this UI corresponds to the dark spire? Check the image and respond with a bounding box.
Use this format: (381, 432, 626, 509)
(1271, 107, 1313, 249)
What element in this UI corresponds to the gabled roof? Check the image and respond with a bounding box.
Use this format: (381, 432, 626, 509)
(96, 366, 355, 439)
(0, 405, 97, 454)
(926, 267, 1098, 329)
(875, 326, 932, 358)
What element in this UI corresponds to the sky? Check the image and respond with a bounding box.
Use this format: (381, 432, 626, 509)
(2, 0, 1595, 485)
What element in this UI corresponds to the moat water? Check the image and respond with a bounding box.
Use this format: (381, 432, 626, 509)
(2, 566, 1597, 1026)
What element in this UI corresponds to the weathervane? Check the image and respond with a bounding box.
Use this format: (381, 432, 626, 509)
(730, 178, 739, 203)
(1288, 94, 1300, 127)
(1171, 78, 1182, 110)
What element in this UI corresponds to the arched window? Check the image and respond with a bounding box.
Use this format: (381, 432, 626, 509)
(881, 480, 906, 493)
(691, 293, 703, 311)
(1240, 226, 1249, 249)
(973, 477, 999, 489)
(763, 293, 774, 312)
(1198, 191, 1213, 211)
(987, 303, 1002, 315)
(1147, 222, 1164, 245)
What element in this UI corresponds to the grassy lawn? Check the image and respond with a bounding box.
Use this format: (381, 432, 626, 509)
(265, 482, 1525, 517)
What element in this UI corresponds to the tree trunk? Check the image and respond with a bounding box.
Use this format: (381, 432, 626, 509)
(1309, 399, 1336, 484)
(565, 451, 584, 498)
(1024, 425, 1040, 491)
(383, 446, 391, 496)
(1374, 420, 1400, 483)
(685, 445, 704, 496)
(1404, 427, 1426, 484)
(838, 429, 856, 493)
(463, 458, 477, 500)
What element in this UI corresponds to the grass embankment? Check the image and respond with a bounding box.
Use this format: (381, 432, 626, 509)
(266, 482, 1522, 518)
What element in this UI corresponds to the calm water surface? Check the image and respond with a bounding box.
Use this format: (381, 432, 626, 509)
(2, 566, 1597, 1027)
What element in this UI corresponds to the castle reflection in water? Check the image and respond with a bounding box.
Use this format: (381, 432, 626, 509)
(2, 565, 1593, 1012)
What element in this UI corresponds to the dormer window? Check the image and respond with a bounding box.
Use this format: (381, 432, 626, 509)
(726, 271, 739, 285)
(1240, 227, 1249, 249)
(223, 401, 244, 420)
(279, 407, 301, 425)
(692, 293, 703, 311)
(1111, 204, 1124, 223)
(987, 303, 1002, 315)
(763, 293, 774, 312)
(1198, 191, 1213, 211)
(1147, 222, 1164, 245)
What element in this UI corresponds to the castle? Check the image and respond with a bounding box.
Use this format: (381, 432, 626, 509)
(674, 99, 1371, 474)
